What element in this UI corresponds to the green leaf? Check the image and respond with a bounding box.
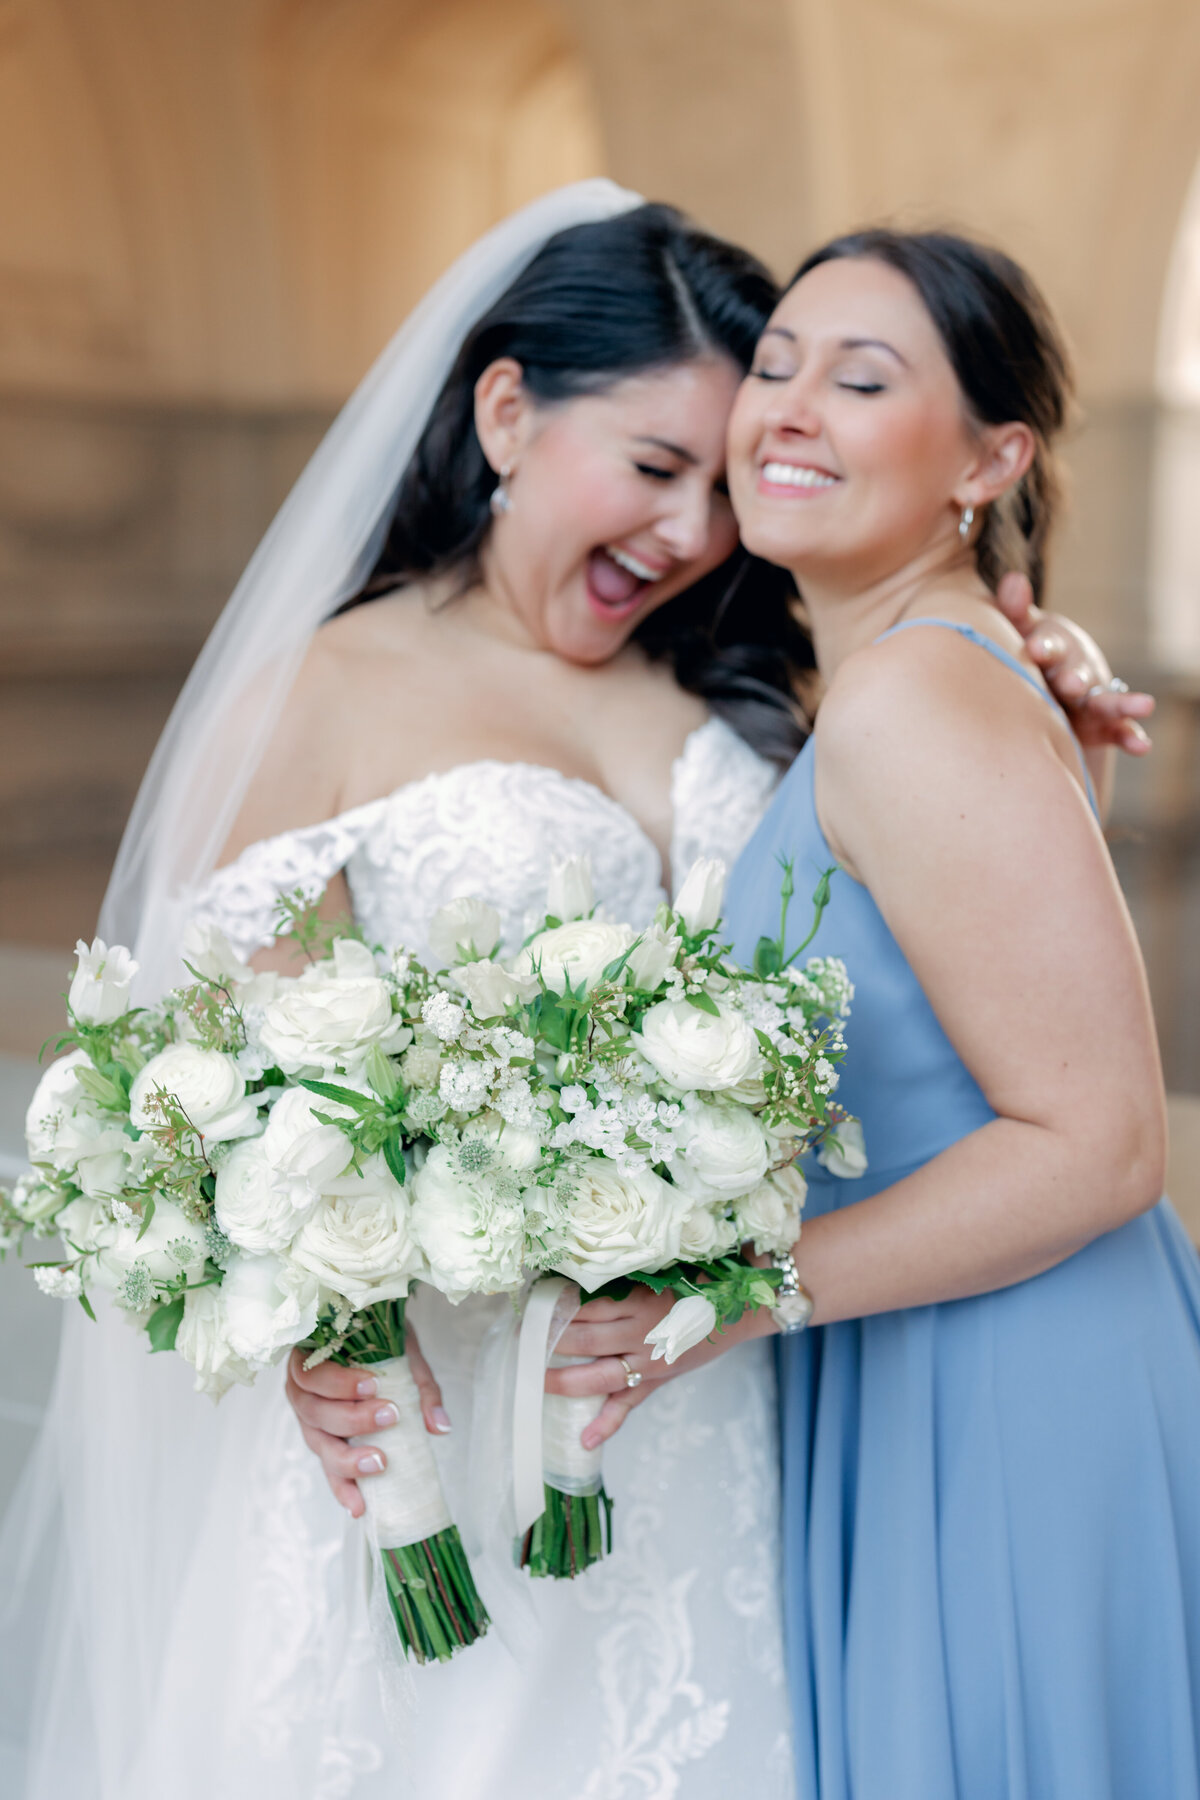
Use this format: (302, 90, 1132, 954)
(365, 1043, 401, 1102)
(600, 942, 637, 984)
(684, 989, 721, 1017)
(382, 1133, 408, 1187)
(300, 1078, 373, 1113)
(136, 1195, 157, 1240)
(78, 1288, 97, 1322)
(146, 1292, 186, 1353)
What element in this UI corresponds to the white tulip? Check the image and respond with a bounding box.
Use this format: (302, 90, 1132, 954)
(637, 998, 763, 1092)
(180, 919, 250, 986)
(68, 938, 138, 1024)
(427, 897, 502, 967)
(627, 922, 680, 993)
(130, 1044, 260, 1144)
(645, 1294, 718, 1364)
(673, 858, 727, 936)
(817, 1117, 868, 1179)
(546, 856, 594, 922)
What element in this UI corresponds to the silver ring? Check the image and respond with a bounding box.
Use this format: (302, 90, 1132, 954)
(1086, 677, 1129, 700)
(617, 1356, 642, 1390)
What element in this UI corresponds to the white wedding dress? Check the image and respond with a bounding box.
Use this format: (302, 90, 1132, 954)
(31, 716, 794, 1800)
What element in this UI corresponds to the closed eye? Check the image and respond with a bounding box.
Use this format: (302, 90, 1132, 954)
(749, 367, 793, 382)
(635, 462, 677, 481)
(838, 381, 885, 394)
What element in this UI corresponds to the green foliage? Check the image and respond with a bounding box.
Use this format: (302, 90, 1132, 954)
(300, 1078, 409, 1184)
(271, 887, 367, 961)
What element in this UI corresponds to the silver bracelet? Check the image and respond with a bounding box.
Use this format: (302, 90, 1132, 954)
(771, 1250, 815, 1335)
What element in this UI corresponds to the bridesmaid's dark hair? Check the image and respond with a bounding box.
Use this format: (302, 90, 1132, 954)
(348, 204, 812, 766)
(791, 229, 1073, 602)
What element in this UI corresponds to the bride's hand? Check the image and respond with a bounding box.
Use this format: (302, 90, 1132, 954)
(285, 1325, 451, 1517)
(994, 572, 1153, 753)
(546, 1288, 767, 1449)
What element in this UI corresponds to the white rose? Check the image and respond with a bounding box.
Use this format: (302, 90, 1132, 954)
(25, 1050, 91, 1161)
(261, 1087, 355, 1203)
(450, 959, 537, 1018)
(514, 920, 634, 995)
(215, 1135, 308, 1254)
(670, 1101, 769, 1203)
(817, 1117, 868, 1179)
(677, 1203, 739, 1260)
(130, 1044, 260, 1144)
(258, 941, 402, 1075)
(673, 858, 726, 936)
(546, 855, 594, 922)
(627, 921, 680, 993)
(427, 897, 502, 966)
(290, 1156, 421, 1308)
(409, 1144, 525, 1302)
(175, 1285, 257, 1398)
(92, 1198, 207, 1293)
(68, 938, 138, 1024)
(180, 919, 250, 986)
(637, 999, 763, 1092)
(58, 1195, 117, 1257)
(645, 1293, 718, 1364)
(221, 1253, 318, 1363)
(733, 1163, 806, 1256)
(551, 1158, 692, 1289)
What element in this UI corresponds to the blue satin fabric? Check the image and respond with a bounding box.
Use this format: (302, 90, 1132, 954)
(724, 623, 1200, 1798)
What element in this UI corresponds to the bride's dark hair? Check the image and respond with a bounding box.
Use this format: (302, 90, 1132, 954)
(349, 203, 812, 766)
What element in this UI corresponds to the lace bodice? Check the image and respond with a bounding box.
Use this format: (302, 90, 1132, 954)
(190, 716, 779, 959)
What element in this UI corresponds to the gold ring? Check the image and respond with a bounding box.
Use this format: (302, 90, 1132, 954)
(617, 1356, 642, 1390)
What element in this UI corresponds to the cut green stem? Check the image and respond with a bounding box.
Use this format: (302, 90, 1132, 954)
(519, 1483, 614, 1580)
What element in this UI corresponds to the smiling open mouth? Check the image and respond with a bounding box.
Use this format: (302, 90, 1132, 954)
(585, 546, 665, 617)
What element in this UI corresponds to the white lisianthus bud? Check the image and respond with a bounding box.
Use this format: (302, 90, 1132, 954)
(669, 1101, 769, 1202)
(221, 1253, 319, 1364)
(546, 855, 594, 922)
(637, 999, 763, 1093)
(68, 938, 138, 1024)
(645, 1293, 718, 1364)
(215, 1135, 309, 1253)
(627, 922, 680, 993)
(175, 1285, 256, 1398)
(673, 858, 726, 936)
(427, 897, 502, 967)
(549, 1159, 692, 1289)
(733, 1163, 807, 1255)
(817, 1117, 867, 1179)
(130, 1044, 260, 1144)
(260, 1087, 355, 1204)
(180, 919, 250, 986)
(514, 920, 634, 995)
(290, 1154, 422, 1308)
(449, 959, 537, 1019)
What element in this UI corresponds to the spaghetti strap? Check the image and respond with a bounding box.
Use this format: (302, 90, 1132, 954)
(875, 616, 1099, 816)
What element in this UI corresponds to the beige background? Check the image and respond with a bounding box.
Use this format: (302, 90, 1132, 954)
(2, 0, 1199, 1504)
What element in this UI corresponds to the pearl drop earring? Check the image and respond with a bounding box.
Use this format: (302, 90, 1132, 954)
(489, 464, 514, 518)
(958, 503, 975, 543)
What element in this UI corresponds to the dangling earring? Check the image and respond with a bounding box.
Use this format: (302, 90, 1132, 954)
(489, 463, 514, 518)
(958, 503, 975, 543)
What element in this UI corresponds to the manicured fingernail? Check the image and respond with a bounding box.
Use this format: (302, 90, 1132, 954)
(430, 1406, 452, 1434)
(581, 1429, 600, 1450)
(357, 1452, 385, 1474)
(356, 1377, 378, 1397)
(374, 1403, 399, 1428)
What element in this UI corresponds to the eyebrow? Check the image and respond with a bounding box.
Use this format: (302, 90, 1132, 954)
(632, 434, 699, 465)
(760, 326, 910, 367)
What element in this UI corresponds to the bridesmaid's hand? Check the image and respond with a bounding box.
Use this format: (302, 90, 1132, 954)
(994, 572, 1153, 754)
(285, 1324, 451, 1517)
(546, 1287, 767, 1449)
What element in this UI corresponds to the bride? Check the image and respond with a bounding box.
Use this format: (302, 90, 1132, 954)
(1, 183, 1149, 1800)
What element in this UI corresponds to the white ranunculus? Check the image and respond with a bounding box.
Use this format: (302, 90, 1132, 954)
(175, 1285, 257, 1398)
(677, 1202, 739, 1260)
(450, 958, 538, 1019)
(733, 1163, 806, 1256)
(670, 1101, 769, 1203)
(514, 920, 634, 995)
(637, 999, 763, 1093)
(222, 1253, 318, 1364)
(68, 938, 138, 1024)
(258, 940, 403, 1075)
(546, 855, 594, 923)
(673, 858, 726, 936)
(290, 1155, 421, 1308)
(57, 1195, 117, 1257)
(817, 1117, 868, 1179)
(409, 1145, 525, 1303)
(92, 1198, 207, 1293)
(25, 1050, 91, 1161)
(130, 1043, 259, 1144)
(427, 897, 502, 967)
(551, 1158, 692, 1289)
(627, 922, 680, 993)
(260, 1087, 355, 1203)
(180, 919, 250, 986)
(645, 1294, 718, 1364)
(215, 1135, 308, 1254)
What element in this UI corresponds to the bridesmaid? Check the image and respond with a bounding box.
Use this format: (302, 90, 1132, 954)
(565, 229, 1200, 1797)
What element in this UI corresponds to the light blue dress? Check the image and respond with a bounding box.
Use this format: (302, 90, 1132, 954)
(724, 621, 1200, 1800)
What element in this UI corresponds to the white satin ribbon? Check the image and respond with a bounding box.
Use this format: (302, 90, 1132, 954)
(351, 1355, 453, 1546)
(512, 1276, 584, 1535)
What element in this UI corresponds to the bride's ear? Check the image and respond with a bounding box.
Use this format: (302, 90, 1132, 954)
(955, 420, 1036, 513)
(475, 357, 534, 474)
